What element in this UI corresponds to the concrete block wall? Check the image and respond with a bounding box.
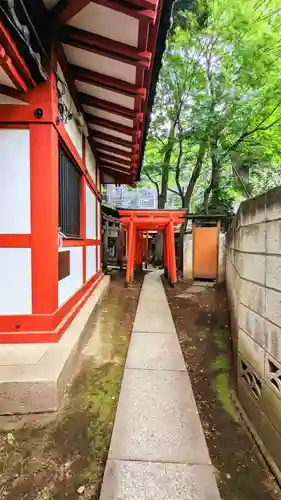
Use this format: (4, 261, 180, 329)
(226, 186, 281, 477)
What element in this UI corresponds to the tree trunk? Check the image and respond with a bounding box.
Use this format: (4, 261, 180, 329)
(159, 125, 175, 209)
(183, 139, 207, 210)
(204, 137, 220, 214)
(178, 139, 207, 271)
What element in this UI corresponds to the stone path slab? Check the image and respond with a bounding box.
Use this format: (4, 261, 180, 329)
(108, 369, 211, 464)
(101, 460, 220, 500)
(126, 332, 186, 371)
(100, 271, 221, 500)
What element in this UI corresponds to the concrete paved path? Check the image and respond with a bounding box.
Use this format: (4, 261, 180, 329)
(100, 272, 221, 500)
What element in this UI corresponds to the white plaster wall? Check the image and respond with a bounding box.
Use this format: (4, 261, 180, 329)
(86, 245, 96, 281)
(0, 129, 30, 234)
(57, 64, 83, 157)
(58, 246, 83, 306)
(97, 201, 101, 240)
(183, 234, 193, 279)
(218, 233, 226, 283)
(97, 245, 101, 271)
(85, 140, 96, 183)
(86, 185, 97, 239)
(0, 248, 32, 314)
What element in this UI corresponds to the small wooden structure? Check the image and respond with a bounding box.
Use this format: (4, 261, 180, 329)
(183, 214, 230, 282)
(118, 210, 185, 285)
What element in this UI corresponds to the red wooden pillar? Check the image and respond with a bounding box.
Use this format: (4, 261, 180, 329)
(145, 232, 149, 269)
(30, 124, 58, 315)
(126, 220, 134, 284)
(168, 220, 177, 284)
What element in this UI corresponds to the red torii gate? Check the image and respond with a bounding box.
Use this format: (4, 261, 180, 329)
(118, 210, 185, 285)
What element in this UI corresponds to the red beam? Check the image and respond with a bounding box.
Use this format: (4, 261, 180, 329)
(61, 25, 151, 68)
(71, 65, 147, 99)
(129, 0, 158, 9)
(51, 0, 92, 26)
(0, 24, 35, 87)
(100, 164, 131, 176)
(91, 0, 155, 22)
(0, 46, 27, 91)
(89, 130, 134, 148)
(84, 113, 138, 137)
(93, 143, 132, 158)
(79, 92, 142, 120)
(99, 153, 132, 166)
(0, 84, 28, 102)
(100, 161, 132, 174)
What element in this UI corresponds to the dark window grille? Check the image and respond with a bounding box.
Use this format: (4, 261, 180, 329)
(59, 145, 81, 238)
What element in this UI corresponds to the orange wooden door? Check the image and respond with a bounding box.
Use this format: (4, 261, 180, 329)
(193, 225, 219, 279)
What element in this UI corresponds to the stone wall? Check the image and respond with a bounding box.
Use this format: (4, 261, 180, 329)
(226, 186, 281, 478)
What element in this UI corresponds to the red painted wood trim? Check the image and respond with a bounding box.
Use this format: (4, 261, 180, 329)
(91, 0, 155, 22)
(61, 25, 152, 64)
(0, 24, 35, 87)
(62, 30, 150, 69)
(0, 272, 103, 343)
(0, 46, 27, 92)
(30, 124, 59, 314)
(80, 135, 87, 283)
(0, 84, 28, 102)
(0, 234, 31, 247)
(130, 0, 158, 9)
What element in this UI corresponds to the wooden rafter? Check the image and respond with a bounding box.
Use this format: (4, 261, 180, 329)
(71, 65, 147, 99)
(79, 92, 141, 119)
(84, 113, 137, 137)
(90, 130, 134, 148)
(93, 143, 132, 158)
(61, 26, 151, 68)
(98, 153, 132, 166)
(51, 0, 92, 26)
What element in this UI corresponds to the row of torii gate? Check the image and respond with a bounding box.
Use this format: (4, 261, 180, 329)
(118, 209, 186, 285)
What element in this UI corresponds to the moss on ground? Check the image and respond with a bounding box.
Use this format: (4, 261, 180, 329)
(0, 273, 141, 500)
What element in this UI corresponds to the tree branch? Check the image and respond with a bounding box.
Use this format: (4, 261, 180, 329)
(143, 171, 160, 200)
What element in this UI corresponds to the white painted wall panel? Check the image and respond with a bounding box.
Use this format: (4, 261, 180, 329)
(86, 245, 96, 281)
(0, 248, 32, 314)
(58, 246, 83, 306)
(97, 201, 101, 239)
(0, 129, 30, 234)
(86, 185, 97, 239)
(97, 245, 101, 271)
(85, 140, 96, 183)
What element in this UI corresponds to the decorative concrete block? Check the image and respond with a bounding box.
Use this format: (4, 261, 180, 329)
(183, 234, 193, 280)
(266, 255, 281, 291)
(239, 303, 265, 347)
(238, 328, 265, 378)
(265, 353, 281, 399)
(264, 320, 281, 363)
